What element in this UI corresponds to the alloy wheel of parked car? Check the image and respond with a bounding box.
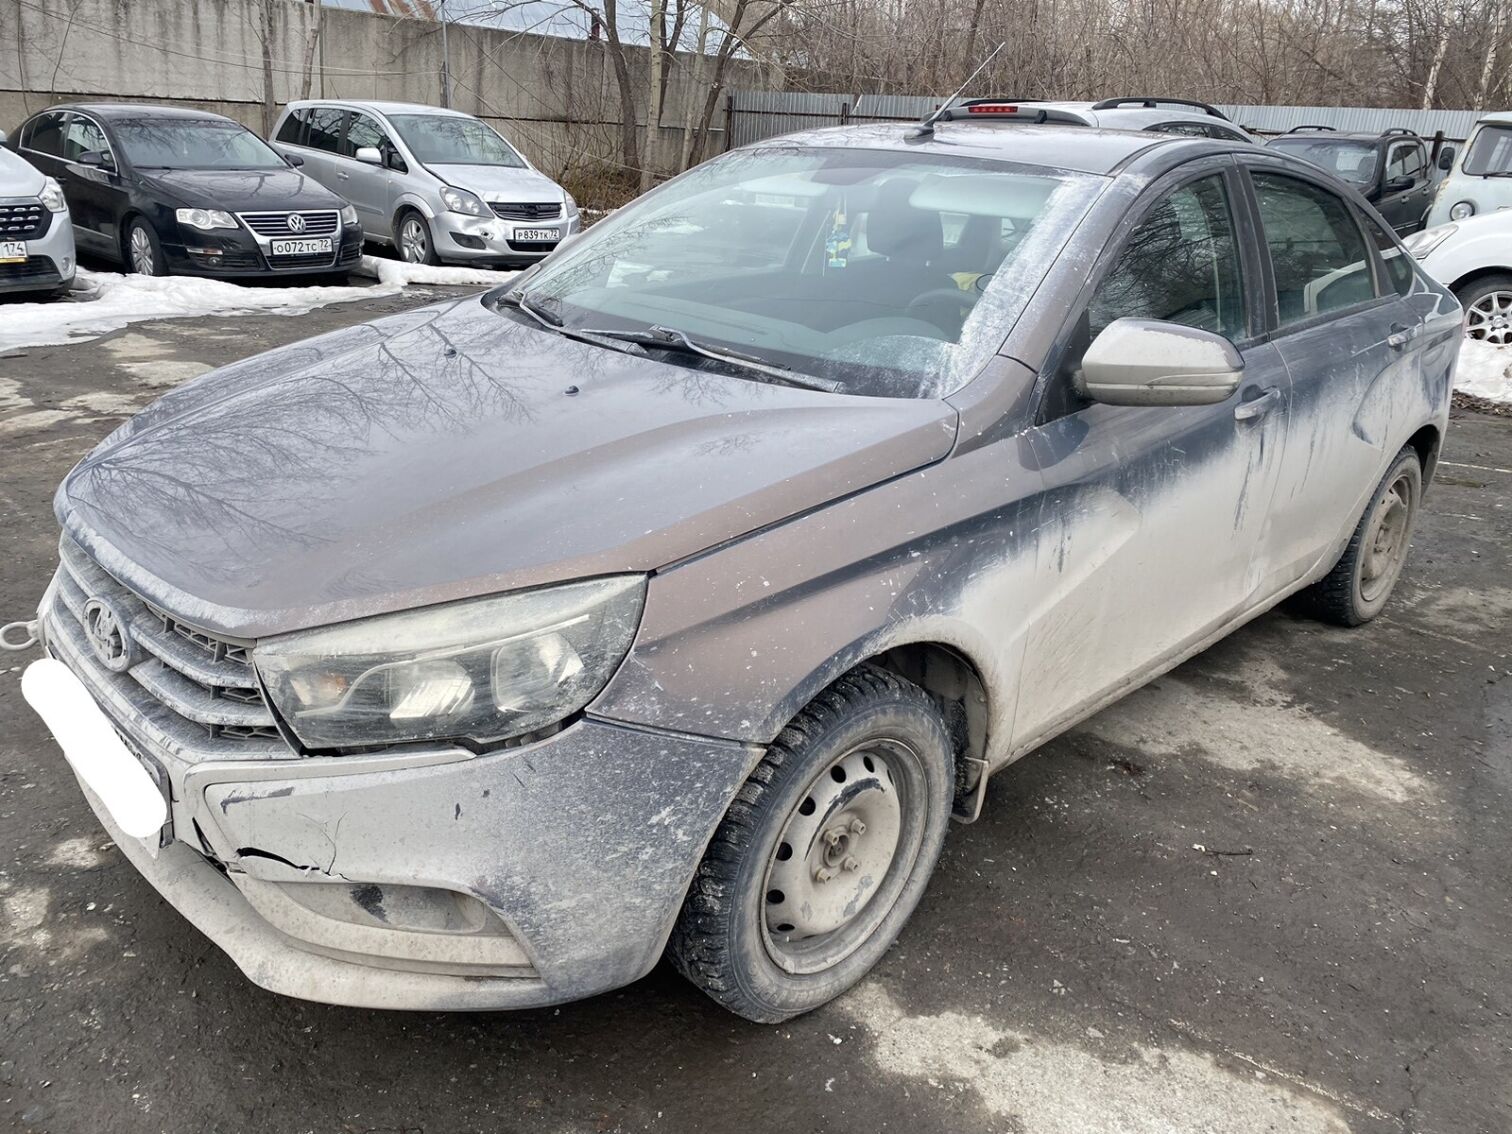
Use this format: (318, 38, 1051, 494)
(398, 211, 439, 265)
(1297, 446, 1422, 626)
(1456, 274, 1512, 342)
(669, 665, 953, 1022)
(126, 220, 164, 277)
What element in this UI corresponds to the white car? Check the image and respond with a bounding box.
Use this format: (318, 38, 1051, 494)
(1406, 211, 1512, 342)
(0, 141, 76, 298)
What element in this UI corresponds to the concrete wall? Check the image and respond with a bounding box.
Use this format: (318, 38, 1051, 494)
(0, 0, 768, 177)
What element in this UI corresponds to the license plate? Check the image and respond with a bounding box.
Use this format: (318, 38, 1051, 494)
(0, 240, 25, 263)
(515, 228, 559, 242)
(22, 658, 168, 841)
(270, 237, 332, 256)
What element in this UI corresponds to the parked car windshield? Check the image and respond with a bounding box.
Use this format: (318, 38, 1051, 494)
(113, 117, 287, 170)
(513, 146, 1104, 399)
(1462, 124, 1512, 176)
(387, 114, 525, 167)
(1266, 137, 1379, 186)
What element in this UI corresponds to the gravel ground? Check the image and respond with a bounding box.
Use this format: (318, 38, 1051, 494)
(1, 290, 1509, 1134)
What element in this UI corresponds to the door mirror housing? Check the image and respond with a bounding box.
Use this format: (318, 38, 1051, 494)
(77, 149, 112, 168)
(354, 146, 383, 166)
(1385, 174, 1415, 193)
(1076, 319, 1244, 407)
(285, 152, 305, 168)
(1437, 146, 1456, 171)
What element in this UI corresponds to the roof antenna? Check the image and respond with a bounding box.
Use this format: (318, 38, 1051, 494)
(908, 42, 1006, 139)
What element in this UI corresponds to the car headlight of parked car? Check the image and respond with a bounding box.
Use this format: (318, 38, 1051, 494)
(440, 185, 489, 217)
(564, 192, 580, 219)
(176, 208, 239, 231)
(1403, 224, 1458, 259)
(253, 576, 646, 749)
(39, 177, 67, 213)
(340, 204, 359, 227)
(1449, 201, 1476, 221)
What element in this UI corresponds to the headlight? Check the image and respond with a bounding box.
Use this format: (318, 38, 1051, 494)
(175, 208, 238, 231)
(253, 577, 645, 749)
(564, 192, 580, 217)
(39, 177, 67, 213)
(340, 204, 359, 226)
(1449, 201, 1475, 221)
(440, 185, 488, 216)
(1403, 224, 1457, 260)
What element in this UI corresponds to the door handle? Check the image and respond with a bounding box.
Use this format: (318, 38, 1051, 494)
(336, 171, 350, 180)
(1387, 323, 1412, 350)
(1234, 386, 1281, 421)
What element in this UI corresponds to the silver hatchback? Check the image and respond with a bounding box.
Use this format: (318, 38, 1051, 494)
(270, 100, 581, 267)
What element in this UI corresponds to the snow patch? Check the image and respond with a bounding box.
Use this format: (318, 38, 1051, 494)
(353, 255, 518, 288)
(47, 836, 111, 870)
(1455, 338, 1512, 404)
(842, 983, 1352, 1134)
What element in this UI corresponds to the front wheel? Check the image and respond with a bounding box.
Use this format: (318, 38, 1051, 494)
(396, 210, 440, 266)
(668, 665, 954, 1023)
(125, 218, 166, 277)
(1297, 446, 1422, 626)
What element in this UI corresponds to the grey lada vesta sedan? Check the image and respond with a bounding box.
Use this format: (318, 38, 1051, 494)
(16, 118, 1460, 1023)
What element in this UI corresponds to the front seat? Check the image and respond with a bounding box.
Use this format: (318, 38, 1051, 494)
(844, 180, 952, 312)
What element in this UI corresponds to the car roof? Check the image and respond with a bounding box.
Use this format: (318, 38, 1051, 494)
(749, 121, 1210, 177)
(48, 103, 239, 124)
(283, 99, 472, 119)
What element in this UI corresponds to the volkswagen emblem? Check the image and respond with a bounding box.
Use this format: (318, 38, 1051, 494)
(82, 597, 135, 673)
(286, 212, 306, 233)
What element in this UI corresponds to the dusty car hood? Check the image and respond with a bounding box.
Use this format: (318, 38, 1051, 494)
(430, 163, 562, 203)
(57, 297, 958, 638)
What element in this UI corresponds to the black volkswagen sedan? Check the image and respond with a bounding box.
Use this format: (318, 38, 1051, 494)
(5, 104, 363, 279)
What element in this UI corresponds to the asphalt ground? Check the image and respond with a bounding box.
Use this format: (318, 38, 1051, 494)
(1, 289, 1509, 1134)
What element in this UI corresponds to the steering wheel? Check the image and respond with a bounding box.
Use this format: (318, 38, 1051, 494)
(906, 288, 979, 335)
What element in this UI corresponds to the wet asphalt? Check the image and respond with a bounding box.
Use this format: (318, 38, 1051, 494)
(0, 289, 1509, 1134)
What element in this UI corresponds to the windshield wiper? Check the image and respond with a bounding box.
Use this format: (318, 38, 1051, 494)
(576, 324, 843, 393)
(494, 289, 643, 355)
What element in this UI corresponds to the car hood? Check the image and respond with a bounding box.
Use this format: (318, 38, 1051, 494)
(0, 147, 45, 195)
(429, 163, 562, 202)
(138, 167, 345, 212)
(57, 297, 958, 639)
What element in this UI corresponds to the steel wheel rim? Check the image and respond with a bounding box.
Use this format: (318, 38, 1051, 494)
(129, 226, 154, 274)
(1465, 291, 1512, 342)
(401, 218, 428, 263)
(760, 738, 925, 976)
(1358, 472, 1413, 603)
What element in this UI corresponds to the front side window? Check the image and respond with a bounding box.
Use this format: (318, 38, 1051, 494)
(112, 117, 288, 169)
(1387, 142, 1426, 180)
(1267, 137, 1380, 188)
(343, 112, 388, 158)
(515, 146, 1105, 398)
(387, 114, 525, 168)
(1462, 124, 1512, 175)
(1252, 171, 1374, 325)
(23, 113, 65, 157)
(1086, 174, 1247, 343)
(61, 117, 109, 161)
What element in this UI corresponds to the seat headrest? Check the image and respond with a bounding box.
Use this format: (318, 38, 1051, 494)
(866, 180, 943, 263)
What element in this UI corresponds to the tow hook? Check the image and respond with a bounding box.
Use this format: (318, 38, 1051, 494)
(0, 620, 39, 652)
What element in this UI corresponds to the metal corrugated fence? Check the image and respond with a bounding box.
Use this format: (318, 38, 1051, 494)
(728, 91, 1492, 149)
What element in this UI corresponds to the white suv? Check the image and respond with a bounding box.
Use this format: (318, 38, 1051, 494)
(270, 100, 581, 267)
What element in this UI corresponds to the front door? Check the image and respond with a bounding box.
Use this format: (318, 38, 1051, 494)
(1012, 164, 1290, 748)
(1379, 140, 1432, 233)
(57, 114, 128, 255)
(339, 111, 402, 233)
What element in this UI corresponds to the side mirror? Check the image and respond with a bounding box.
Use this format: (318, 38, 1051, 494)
(354, 146, 383, 166)
(1076, 319, 1243, 407)
(77, 150, 111, 168)
(1385, 174, 1415, 193)
(286, 152, 305, 168)
(1437, 146, 1456, 171)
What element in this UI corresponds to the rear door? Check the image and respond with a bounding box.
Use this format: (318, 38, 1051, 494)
(1012, 159, 1292, 747)
(1241, 164, 1417, 580)
(286, 106, 348, 194)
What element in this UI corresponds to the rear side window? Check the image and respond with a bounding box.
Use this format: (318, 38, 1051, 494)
(304, 108, 347, 154)
(1087, 173, 1247, 342)
(276, 108, 309, 145)
(1361, 212, 1415, 298)
(1252, 172, 1374, 327)
(23, 113, 64, 157)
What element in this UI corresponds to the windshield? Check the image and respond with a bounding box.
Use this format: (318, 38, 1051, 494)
(1462, 124, 1512, 175)
(1267, 137, 1379, 186)
(114, 118, 287, 170)
(513, 146, 1103, 398)
(387, 114, 525, 167)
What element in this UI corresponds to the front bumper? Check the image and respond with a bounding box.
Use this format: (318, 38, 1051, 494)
(35, 560, 763, 1010)
(0, 200, 75, 295)
(439, 209, 581, 263)
(163, 224, 364, 278)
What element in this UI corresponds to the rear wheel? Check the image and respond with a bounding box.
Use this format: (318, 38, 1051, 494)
(396, 209, 440, 266)
(1455, 273, 1512, 343)
(668, 665, 954, 1023)
(125, 218, 165, 277)
(1296, 446, 1422, 626)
